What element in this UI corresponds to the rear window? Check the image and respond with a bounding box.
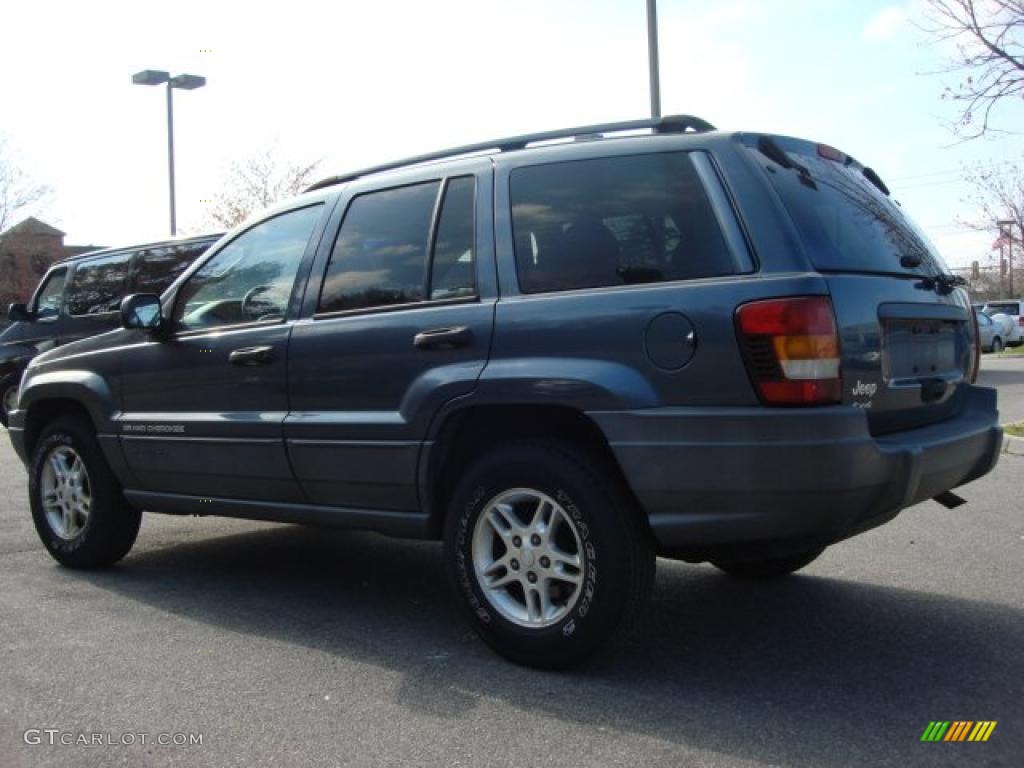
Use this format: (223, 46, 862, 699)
(510, 152, 742, 294)
(748, 137, 948, 277)
(984, 302, 1021, 316)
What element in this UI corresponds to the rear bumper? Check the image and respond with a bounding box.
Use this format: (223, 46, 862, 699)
(588, 385, 1001, 554)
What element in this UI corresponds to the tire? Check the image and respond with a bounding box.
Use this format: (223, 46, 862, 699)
(992, 337, 1003, 354)
(0, 375, 18, 429)
(711, 547, 824, 579)
(443, 439, 655, 669)
(29, 416, 141, 568)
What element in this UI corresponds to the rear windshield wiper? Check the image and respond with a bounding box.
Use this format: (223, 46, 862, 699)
(918, 271, 967, 294)
(756, 136, 817, 190)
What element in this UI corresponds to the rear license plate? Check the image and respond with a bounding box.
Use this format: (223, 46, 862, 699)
(883, 319, 960, 380)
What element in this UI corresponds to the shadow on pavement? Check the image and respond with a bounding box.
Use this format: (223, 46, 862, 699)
(76, 524, 1021, 768)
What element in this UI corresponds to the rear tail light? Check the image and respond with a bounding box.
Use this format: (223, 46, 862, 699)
(968, 310, 980, 383)
(1019, 316, 1024, 327)
(736, 296, 841, 406)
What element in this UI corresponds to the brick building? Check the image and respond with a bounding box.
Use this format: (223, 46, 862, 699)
(0, 217, 103, 315)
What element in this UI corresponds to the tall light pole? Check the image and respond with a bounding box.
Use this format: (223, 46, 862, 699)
(646, 0, 661, 118)
(132, 70, 206, 236)
(998, 220, 1016, 297)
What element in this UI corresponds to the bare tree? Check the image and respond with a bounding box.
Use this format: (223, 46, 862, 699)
(921, 1, 1024, 138)
(0, 136, 50, 232)
(961, 160, 1024, 238)
(958, 159, 1024, 294)
(207, 147, 321, 229)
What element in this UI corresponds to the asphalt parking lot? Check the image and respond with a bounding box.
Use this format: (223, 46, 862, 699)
(1, 359, 1022, 768)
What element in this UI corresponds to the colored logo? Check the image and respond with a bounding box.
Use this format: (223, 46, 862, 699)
(921, 721, 996, 742)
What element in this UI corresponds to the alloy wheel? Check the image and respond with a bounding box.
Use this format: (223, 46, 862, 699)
(471, 488, 585, 628)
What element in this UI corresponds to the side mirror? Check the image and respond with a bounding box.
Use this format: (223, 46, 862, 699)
(120, 294, 164, 331)
(7, 303, 32, 323)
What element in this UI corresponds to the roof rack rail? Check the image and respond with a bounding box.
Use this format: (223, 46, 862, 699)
(304, 114, 715, 192)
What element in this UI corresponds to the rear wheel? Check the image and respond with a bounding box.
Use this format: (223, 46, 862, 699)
(992, 337, 1003, 354)
(444, 439, 655, 669)
(0, 375, 18, 429)
(29, 416, 141, 568)
(711, 547, 824, 579)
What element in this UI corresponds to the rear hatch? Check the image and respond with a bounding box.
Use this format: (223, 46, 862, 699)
(744, 134, 975, 434)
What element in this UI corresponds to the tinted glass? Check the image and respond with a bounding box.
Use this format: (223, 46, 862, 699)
(176, 206, 321, 331)
(510, 153, 736, 294)
(430, 177, 476, 300)
(133, 240, 216, 296)
(33, 269, 67, 319)
(984, 302, 1020, 316)
(749, 138, 949, 277)
(319, 182, 439, 313)
(66, 252, 133, 315)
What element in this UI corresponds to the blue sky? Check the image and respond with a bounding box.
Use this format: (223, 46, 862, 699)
(1, 0, 1021, 268)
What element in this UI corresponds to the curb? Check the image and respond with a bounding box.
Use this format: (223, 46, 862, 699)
(1002, 432, 1024, 457)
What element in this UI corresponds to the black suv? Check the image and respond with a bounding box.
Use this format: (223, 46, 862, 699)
(6, 117, 1002, 668)
(1, 233, 221, 427)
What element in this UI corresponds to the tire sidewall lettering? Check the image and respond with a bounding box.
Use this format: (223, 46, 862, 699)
(31, 432, 90, 555)
(460, 480, 599, 642)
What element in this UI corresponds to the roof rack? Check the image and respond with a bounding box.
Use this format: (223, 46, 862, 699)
(304, 114, 716, 192)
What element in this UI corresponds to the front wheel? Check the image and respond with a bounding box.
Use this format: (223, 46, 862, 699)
(711, 547, 824, 579)
(29, 416, 141, 568)
(0, 375, 18, 429)
(444, 440, 655, 669)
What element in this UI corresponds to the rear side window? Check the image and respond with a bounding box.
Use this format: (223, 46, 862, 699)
(318, 176, 477, 313)
(430, 177, 476, 300)
(320, 182, 439, 313)
(132, 240, 214, 295)
(510, 152, 739, 294)
(66, 251, 133, 315)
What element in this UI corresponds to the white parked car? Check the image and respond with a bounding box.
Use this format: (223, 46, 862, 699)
(983, 300, 1024, 346)
(976, 311, 1005, 353)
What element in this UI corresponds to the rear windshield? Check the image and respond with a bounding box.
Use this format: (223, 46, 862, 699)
(747, 136, 948, 277)
(984, 302, 1021, 316)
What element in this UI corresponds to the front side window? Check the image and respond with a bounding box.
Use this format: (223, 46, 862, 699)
(510, 153, 738, 294)
(133, 240, 216, 296)
(66, 252, 133, 315)
(33, 269, 67, 320)
(175, 206, 322, 332)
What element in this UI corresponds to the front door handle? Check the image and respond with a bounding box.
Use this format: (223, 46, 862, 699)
(413, 326, 472, 350)
(228, 345, 276, 366)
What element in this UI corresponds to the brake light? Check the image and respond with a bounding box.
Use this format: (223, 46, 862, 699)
(968, 310, 980, 382)
(817, 143, 845, 163)
(1019, 316, 1024, 327)
(736, 297, 841, 405)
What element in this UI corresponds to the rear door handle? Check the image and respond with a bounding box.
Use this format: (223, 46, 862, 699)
(228, 345, 276, 366)
(413, 326, 472, 350)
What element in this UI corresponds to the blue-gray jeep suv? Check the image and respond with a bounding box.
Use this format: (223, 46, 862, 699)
(6, 116, 1002, 668)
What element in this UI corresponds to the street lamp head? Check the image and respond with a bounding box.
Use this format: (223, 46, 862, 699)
(132, 70, 170, 86)
(169, 74, 206, 91)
